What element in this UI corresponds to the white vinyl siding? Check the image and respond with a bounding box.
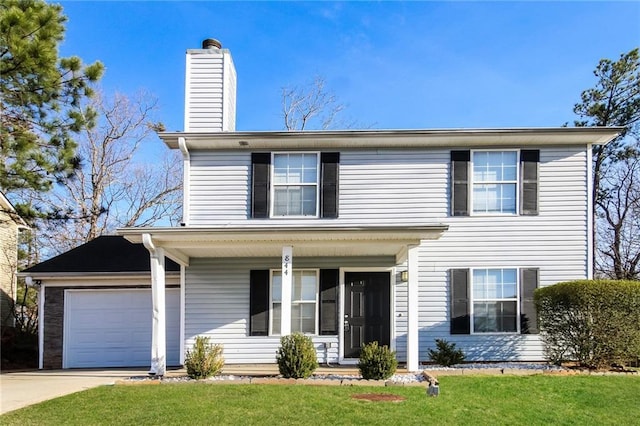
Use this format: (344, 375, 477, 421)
(184, 145, 589, 363)
(184, 257, 390, 364)
(416, 146, 589, 361)
(187, 149, 448, 225)
(185, 49, 236, 132)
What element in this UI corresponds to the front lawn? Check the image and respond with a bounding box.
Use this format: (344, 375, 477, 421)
(2, 375, 639, 425)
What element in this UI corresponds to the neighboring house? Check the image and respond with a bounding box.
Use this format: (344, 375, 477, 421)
(0, 191, 28, 327)
(23, 39, 621, 373)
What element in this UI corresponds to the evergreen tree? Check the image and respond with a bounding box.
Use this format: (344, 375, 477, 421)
(0, 0, 103, 201)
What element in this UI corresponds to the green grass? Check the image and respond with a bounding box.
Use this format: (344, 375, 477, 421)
(2, 376, 639, 425)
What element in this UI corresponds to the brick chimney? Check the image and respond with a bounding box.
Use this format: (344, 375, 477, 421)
(184, 39, 237, 132)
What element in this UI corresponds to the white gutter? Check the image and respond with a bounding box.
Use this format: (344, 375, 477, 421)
(178, 137, 190, 227)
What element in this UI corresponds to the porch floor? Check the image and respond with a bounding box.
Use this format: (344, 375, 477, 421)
(165, 364, 409, 377)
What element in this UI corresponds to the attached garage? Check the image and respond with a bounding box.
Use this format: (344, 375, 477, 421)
(63, 289, 180, 368)
(20, 236, 182, 370)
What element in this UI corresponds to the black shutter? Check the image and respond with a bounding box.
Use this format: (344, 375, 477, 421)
(249, 270, 270, 336)
(320, 153, 339, 218)
(520, 268, 539, 334)
(319, 269, 339, 335)
(450, 269, 470, 334)
(251, 153, 270, 218)
(520, 150, 539, 216)
(451, 151, 470, 216)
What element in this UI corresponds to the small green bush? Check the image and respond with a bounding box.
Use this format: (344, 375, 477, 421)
(276, 333, 318, 378)
(428, 339, 465, 367)
(535, 279, 640, 369)
(357, 341, 398, 380)
(185, 336, 224, 379)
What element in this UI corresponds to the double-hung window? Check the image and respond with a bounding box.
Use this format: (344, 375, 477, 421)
(472, 151, 518, 214)
(270, 270, 318, 335)
(449, 267, 539, 335)
(272, 153, 319, 217)
(472, 268, 518, 333)
(451, 149, 539, 216)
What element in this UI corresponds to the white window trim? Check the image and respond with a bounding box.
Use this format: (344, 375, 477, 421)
(469, 267, 521, 335)
(269, 269, 320, 336)
(269, 152, 321, 218)
(470, 149, 520, 216)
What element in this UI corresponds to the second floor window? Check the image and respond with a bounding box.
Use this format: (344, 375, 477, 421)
(472, 151, 518, 214)
(272, 153, 319, 217)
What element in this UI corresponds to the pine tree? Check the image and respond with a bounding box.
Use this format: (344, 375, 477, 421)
(0, 0, 103, 201)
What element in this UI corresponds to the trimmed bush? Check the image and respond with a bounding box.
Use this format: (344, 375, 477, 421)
(535, 279, 640, 369)
(276, 333, 318, 378)
(185, 336, 224, 379)
(357, 341, 398, 380)
(428, 339, 465, 367)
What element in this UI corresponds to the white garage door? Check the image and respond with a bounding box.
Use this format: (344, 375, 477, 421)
(63, 289, 180, 368)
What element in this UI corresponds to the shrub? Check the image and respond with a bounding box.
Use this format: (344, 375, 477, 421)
(276, 333, 318, 378)
(535, 279, 640, 369)
(185, 336, 224, 379)
(357, 341, 398, 380)
(428, 339, 465, 367)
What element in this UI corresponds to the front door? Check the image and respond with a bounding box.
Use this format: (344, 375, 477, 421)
(343, 271, 391, 358)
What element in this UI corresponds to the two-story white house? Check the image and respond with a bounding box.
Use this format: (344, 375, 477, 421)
(25, 39, 620, 373)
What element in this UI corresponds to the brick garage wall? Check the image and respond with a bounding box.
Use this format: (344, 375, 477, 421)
(42, 285, 179, 369)
(43, 287, 64, 369)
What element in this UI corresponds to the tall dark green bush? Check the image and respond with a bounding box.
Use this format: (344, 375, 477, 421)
(185, 336, 224, 379)
(276, 333, 318, 378)
(428, 339, 465, 367)
(535, 280, 640, 368)
(357, 341, 398, 380)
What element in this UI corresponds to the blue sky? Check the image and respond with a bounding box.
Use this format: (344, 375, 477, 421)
(58, 1, 640, 134)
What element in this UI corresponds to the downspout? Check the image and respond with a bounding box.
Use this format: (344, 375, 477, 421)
(143, 233, 166, 376)
(178, 137, 190, 227)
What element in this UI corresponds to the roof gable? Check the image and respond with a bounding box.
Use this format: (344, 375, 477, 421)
(23, 235, 180, 274)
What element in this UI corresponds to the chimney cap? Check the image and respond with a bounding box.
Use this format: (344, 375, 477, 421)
(202, 38, 222, 49)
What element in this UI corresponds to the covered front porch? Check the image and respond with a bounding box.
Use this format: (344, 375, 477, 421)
(119, 225, 447, 375)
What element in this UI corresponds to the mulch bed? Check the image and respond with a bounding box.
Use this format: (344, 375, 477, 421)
(351, 393, 406, 402)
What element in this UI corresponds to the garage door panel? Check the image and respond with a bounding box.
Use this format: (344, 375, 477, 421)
(64, 289, 180, 368)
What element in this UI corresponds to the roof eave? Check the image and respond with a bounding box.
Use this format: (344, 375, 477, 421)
(158, 127, 623, 151)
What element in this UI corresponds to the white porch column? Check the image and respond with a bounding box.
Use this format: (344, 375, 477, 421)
(143, 234, 166, 376)
(406, 244, 420, 372)
(281, 246, 293, 336)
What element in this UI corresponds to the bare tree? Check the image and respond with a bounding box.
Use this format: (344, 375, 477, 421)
(573, 48, 640, 276)
(37, 90, 182, 254)
(595, 145, 640, 279)
(281, 76, 358, 131)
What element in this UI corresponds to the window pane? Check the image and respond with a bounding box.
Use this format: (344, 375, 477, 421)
(473, 183, 516, 214)
(271, 302, 281, 335)
(273, 186, 317, 216)
(473, 151, 517, 182)
(302, 154, 318, 183)
(272, 275, 282, 302)
(292, 303, 316, 334)
(273, 154, 317, 185)
(473, 268, 518, 333)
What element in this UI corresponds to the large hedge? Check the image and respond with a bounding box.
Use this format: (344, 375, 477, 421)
(534, 280, 640, 368)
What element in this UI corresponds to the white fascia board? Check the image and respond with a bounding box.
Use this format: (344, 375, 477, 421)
(158, 127, 623, 151)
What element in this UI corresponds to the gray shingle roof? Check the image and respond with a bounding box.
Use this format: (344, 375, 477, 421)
(23, 235, 180, 273)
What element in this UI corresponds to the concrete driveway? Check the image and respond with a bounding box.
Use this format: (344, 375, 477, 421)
(0, 369, 146, 415)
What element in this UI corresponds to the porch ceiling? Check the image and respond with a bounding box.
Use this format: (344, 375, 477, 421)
(118, 225, 448, 265)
